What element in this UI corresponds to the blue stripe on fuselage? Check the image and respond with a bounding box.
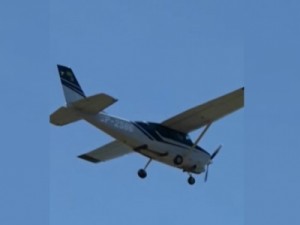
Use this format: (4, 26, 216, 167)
(132, 122, 154, 140)
(134, 121, 210, 156)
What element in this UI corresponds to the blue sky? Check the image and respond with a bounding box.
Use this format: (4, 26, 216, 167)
(1, 0, 299, 225)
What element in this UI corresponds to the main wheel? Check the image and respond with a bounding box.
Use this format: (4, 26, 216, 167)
(173, 155, 183, 165)
(188, 176, 196, 185)
(138, 169, 147, 179)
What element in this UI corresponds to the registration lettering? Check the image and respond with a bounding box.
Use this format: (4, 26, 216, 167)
(113, 120, 134, 132)
(100, 116, 133, 132)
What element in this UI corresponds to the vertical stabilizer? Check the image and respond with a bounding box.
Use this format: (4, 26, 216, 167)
(57, 65, 86, 105)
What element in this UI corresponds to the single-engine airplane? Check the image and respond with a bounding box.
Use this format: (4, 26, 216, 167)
(50, 65, 244, 185)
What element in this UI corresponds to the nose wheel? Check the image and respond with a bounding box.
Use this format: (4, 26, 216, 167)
(137, 158, 152, 179)
(187, 176, 196, 185)
(186, 172, 196, 185)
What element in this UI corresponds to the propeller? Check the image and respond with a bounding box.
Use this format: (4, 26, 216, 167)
(204, 145, 222, 182)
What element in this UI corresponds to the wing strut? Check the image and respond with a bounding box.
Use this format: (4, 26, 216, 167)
(192, 122, 212, 148)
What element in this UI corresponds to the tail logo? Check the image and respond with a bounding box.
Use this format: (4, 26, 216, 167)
(60, 70, 75, 82)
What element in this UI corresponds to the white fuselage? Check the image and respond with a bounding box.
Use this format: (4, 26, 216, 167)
(79, 112, 211, 174)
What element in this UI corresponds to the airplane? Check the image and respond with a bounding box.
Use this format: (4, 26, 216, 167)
(50, 65, 244, 185)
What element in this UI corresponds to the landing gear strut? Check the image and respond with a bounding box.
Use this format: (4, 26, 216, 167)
(137, 158, 152, 179)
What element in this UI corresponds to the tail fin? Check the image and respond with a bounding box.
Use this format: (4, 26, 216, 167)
(57, 65, 86, 105)
(50, 65, 118, 126)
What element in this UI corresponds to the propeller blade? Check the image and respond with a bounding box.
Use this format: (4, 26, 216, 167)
(211, 145, 222, 160)
(204, 145, 222, 183)
(204, 165, 209, 182)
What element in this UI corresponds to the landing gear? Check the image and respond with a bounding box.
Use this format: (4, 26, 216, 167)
(138, 169, 147, 178)
(187, 176, 196, 185)
(137, 158, 152, 179)
(173, 155, 183, 165)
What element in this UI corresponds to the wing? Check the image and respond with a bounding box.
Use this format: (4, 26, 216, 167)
(78, 140, 133, 163)
(162, 87, 244, 133)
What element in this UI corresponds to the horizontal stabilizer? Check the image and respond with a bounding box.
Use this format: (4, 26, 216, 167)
(50, 93, 117, 126)
(78, 140, 133, 163)
(50, 107, 81, 126)
(72, 93, 117, 114)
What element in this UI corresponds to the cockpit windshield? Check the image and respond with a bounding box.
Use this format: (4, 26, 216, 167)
(134, 121, 209, 155)
(148, 123, 193, 146)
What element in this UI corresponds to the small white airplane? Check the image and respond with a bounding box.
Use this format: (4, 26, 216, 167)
(50, 65, 244, 185)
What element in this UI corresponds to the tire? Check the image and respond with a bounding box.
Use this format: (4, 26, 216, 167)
(188, 176, 195, 185)
(138, 169, 147, 179)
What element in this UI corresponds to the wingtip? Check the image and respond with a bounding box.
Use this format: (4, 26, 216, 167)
(78, 154, 101, 163)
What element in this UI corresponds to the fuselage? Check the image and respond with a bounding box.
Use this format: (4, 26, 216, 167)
(79, 112, 211, 174)
(51, 64, 243, 185)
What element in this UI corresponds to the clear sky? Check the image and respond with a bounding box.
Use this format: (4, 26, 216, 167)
(0, 0, 299, 225)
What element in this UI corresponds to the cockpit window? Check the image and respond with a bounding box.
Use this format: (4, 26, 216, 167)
(148, 123, 193, 146)
(135, 121, 209, 155)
